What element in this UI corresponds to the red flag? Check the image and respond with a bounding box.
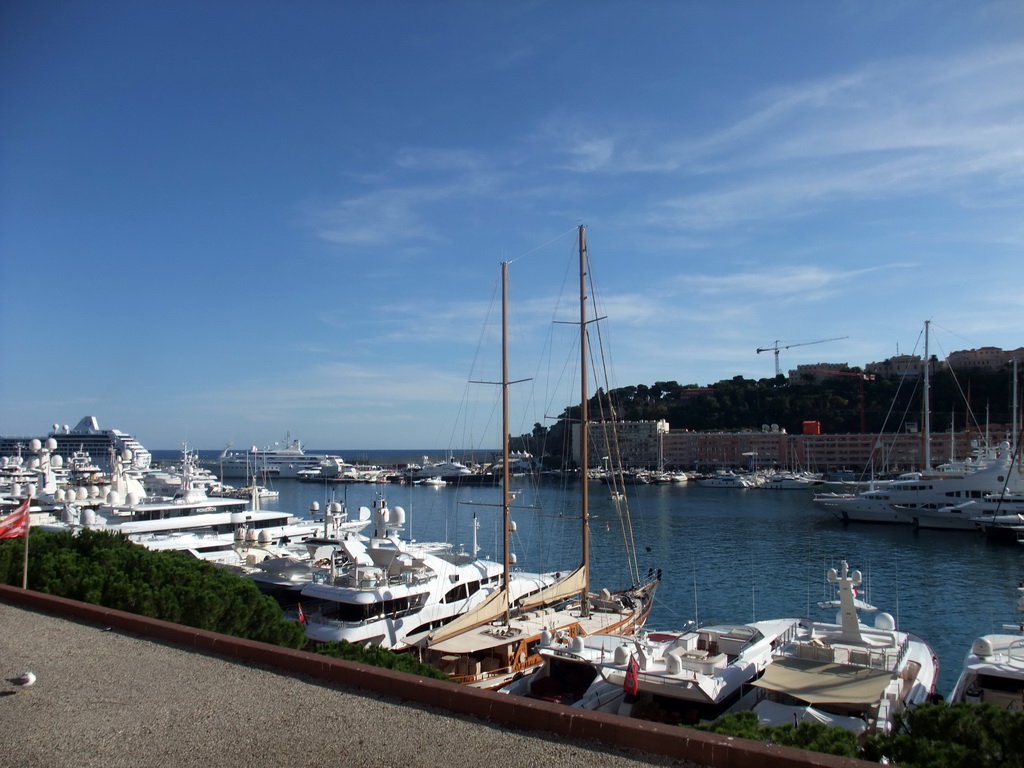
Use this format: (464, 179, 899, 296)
(0, 498, 30, 539)
(296, 603, 306, 625)
(623, 655, 640, 697)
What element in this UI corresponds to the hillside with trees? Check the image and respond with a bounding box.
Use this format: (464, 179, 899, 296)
(513, 367, 1020, 465)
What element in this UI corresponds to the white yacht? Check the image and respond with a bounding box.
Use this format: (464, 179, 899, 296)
(696, 472, 757, 488)
(949, 586, 1024, 706)
(970, 493, 1024, 541)
(814, 445, 1020, 525)
(749, 560, 938, 735)
(501, 618, 802, 723)
(205, 435, 335, 480)
(39, 454, 341, 564)
(759, 473, 824, 491)
(297, 496, 558, 651)
(410, 455, 474, 480)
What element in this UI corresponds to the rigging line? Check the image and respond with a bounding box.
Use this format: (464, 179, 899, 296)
(504, 226, 579, 266)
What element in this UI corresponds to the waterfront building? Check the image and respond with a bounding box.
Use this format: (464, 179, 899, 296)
(574, 419, 1003, 474)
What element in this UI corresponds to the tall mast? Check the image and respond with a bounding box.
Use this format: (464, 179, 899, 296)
(923, 320, 931, 470)
(578, 225, 591, 618)
(501, 261, 512, 623)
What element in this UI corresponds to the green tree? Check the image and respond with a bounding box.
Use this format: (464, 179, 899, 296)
(863, 702, 1024, 768)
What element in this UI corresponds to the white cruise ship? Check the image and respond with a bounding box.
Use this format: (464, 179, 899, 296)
(0, 416, 151, 473)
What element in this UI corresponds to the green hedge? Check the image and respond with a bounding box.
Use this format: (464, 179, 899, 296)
(0, 529, 300, 648)
(1, 529, 447, 678)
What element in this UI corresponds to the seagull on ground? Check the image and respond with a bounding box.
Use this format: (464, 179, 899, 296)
(6, 671, 36, 692)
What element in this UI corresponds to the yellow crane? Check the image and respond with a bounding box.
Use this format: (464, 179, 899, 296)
(756, 336, 849, 377)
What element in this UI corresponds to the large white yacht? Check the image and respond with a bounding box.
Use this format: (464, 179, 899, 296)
(748, 560, 938, 735)
(204, 434, 335, 479)
(296, 496, 563, 651)
(814, 444, 1021, 524)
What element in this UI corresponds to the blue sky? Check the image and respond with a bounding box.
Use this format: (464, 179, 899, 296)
(1, 1, 1022, 452)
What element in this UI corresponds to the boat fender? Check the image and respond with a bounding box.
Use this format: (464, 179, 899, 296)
(519, 652, 527, 664)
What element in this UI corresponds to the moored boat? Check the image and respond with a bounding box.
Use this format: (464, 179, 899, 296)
(748, 560, 938, 735)
(411, 230, 659, 689)
(949, 586, 1024, 706)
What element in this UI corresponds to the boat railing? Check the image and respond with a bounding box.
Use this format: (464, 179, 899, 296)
(792, 637, 903, 671)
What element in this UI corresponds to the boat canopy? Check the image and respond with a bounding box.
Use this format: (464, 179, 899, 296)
(754, 700, 868, 734)
(751, 656, 892, 705)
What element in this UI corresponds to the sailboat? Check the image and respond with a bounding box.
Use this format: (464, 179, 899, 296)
(413, 226, 660, 689)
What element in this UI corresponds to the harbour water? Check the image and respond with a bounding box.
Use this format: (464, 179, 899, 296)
(193, 458, 1023, 701)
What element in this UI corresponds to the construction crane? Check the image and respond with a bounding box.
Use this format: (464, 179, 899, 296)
(756, 336, 849, 377)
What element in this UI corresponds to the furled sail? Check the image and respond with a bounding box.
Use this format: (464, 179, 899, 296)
(427, 587, 509, 646)
(516, 565, 587, 612)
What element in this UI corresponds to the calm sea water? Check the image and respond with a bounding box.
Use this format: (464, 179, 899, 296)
(154, 449, 1024, 698)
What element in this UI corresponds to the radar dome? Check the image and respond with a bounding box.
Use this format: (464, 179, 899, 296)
(106, 491, 122, 505)
(875, 612, 896, 631)
(390, 506, 406, 526)
(258, 530, 271, 544)
(51, 455, 63, 468)
(29, 439, 41, 451)
(972, 637, 995, 658)
(45, 438, 57, 451)
(309, 501, 320, 513)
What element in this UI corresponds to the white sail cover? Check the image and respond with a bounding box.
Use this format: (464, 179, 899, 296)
(426, 588, 509, 646)
(517, 565, 587, 612)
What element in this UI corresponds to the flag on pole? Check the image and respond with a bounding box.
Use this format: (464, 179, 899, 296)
(623, 654, 640, 697)
(0, 498, 30, 539)
(297, 603, 306, 625)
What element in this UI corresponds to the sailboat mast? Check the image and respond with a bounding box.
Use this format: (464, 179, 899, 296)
(924, 320, 931, 470)
(578, 225, 591, 618)
(501, 261, 512, 623)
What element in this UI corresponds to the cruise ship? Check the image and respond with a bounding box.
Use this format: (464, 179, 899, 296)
(0, 416, 151, 473)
